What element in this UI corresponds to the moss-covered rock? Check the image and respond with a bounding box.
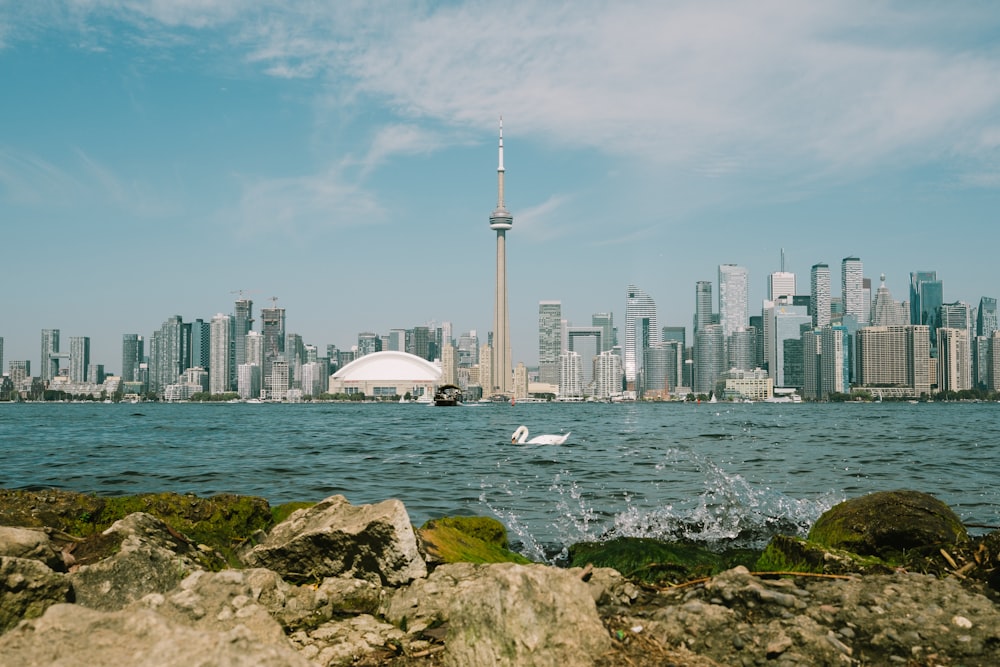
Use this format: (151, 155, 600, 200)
(808, 489, 968, 562)
(568, 537, 756, 584)
(418, 516, 532, 565)
(756, 534, 894, 575)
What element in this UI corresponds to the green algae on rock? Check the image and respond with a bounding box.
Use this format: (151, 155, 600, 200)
(418, 516, 532, 565)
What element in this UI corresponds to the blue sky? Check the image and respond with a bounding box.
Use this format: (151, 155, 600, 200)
(2, 1, 1000, 373)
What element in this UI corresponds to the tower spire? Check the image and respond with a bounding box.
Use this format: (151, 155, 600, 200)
(497, 116, 506, 210)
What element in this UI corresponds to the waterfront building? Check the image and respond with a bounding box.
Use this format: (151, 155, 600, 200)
(183, 367, 209, 392)
(558, 351, 583, 398)
(237, 363, 262, 400)
(821, 326, 849, 397)
(842, 257, 866, 325)
(245, 331, 263, 367)
(440, 343, 457, 386)
(727, 327, 756, 372)
(478, 344, 493, 398)
(694, 324, 725, 394)
(40, 329, 60, 382)
(538, 301, 562, 385)
(260, 305, 286, 384)
(937, 328, 971, 392)
(268, 359, 290, 401)
(121, 334, 144, 383)
(723, 368, 773, 401)
(810, 263, 831, 327)
(567, 326, 601, 392)
(0, 337, 3, 377)
(990, 331, 1000, 392)
(285, 333, 305, 389)
(513, 362, 529, 399)
(592, 312, 615, 352)
(233, 298, 253, 372)
(593, 350, 624, 399)
(329, 351, 441, 399)
(911, 272, 944, 353)
(150, 316, 190, 395)
(624, 284, 658, 389)
(489, 120, 513, 395)
(749, 315, 765, 369)
(642, 344, 674, 399)
(68, 336, 90, 383)
(457, 330, 479, 367)
(190, 319, 211, 373)
(719, 264, 748, 340)
(801, 329, 822, 400)
(765, 300, 811, 387)
(973, 335, 990, 390)
(694, 281, 713, 333)
(209, 313, 232, 394)
(9, 360, 30, 388)
(299, 362, 324, 397)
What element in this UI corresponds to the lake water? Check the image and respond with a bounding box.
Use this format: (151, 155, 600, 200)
(1, 401, 998, 562)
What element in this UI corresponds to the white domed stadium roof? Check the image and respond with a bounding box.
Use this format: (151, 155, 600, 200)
(332, 351, 442, 382)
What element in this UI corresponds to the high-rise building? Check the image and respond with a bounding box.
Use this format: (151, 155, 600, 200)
(592, 313, 615, 352)
(357, 332, 381, 357)
(238, 363, 262, 400)
(694, 281, 713, 333)
(268, 359, 289, 401)
(593, 350, 623, 399)
(910, 271, 944, 354)
(939, 302, 973, 332)
(538, 301, 562, 384)
(234, 298, 253, 371)
(937, 328, 971, 392)
(150, 316, 190, 395)
(121, 334, 144, 383)
(441, 343, 457, 386)
(68, 336, 90, 383)
(841, 257, 865, 324)
(910, 271, 937, 325)
(718, 264, 748, 340)
(810, 263, 831, 327)
(567, 326, 602, 392)
(9, 360, 30, 388)
(190, 318, 211, 373)
(245, 331, 263, 367)
(694, 324, 725, 394)
(558, 351, 583, 398)
(767, 300, 811, 388)
(977, 297, 998, 338)
(260, 304, 286, 383)
(872, 274, 908, 326)
(821, 326, 849, 398)
(624, 284, 658, 388)
(768, 272, 796, 302)
(209, 314, 232, 394)
(989, 331, 1000, 392)
(0, 337, 4, 378)
(489, 119, 513, 395)
(457, 330, 479, 367)
(40, 329, 60, 382)
(727, 328, 756, 372)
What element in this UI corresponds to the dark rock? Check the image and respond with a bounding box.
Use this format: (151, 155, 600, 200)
(808, 489, 968, 561)
(0, 557, 72, 633)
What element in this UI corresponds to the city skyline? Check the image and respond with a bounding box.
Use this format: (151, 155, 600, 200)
(3, 3, 1000, 370)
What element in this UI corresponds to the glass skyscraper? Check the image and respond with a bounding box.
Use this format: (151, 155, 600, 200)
(841, 257, 865, 324)
(811, 263, 831, 328)
(718, 264, 748, 340)
(538, 301, 562, 385)
(625, 285, 658, 388)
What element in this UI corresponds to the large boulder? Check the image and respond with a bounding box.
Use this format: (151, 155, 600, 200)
(383, 562, 611, 667)
(68, 512, 203, 610)
(241, 495, 426, 585)
(0, 557, 72, 633)
(808, 490, 968, 560)
(0, 526, 64, 571)
(0, 603, 311, 667)
(418, 516, 532, 565)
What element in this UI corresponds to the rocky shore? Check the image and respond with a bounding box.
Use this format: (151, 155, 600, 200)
(1, 488, 999, 666)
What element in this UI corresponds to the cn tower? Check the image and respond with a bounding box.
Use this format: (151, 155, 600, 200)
(489, 118, 513, 395)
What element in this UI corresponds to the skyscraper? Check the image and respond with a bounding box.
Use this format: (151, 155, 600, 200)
(234, 298, 253, 371)
(910, 271, 937, 326)
(40, 329, 60, 382)
(718, 264, 748, 339)
(68, 336, 90, 383)
(122, 334, 144, 383)
(209, 314, 232, 394)
(841, 257, 865, 324)
(694, 281, 713, 333)
(872, 274, 908, 326)
(624, 284, 658, 388)
(538, 301, 562, 384)
(592, 312, 615, 352)
(694, 324, 725, 394)
(810, 263, 831, 327)
(768, 272, 796, 301)
(977, 297, 997, 337)
(937, 328, 971, 392)
(489, 119, 513, 395)
(260, 303, 286, 383)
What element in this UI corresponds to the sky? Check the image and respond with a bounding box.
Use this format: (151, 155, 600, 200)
(2, 1, 1000, 373)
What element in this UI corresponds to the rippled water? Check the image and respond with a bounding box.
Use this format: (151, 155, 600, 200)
(2, 401, 998, 561)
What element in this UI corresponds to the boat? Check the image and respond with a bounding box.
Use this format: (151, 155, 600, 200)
(433, 384, 463, 407)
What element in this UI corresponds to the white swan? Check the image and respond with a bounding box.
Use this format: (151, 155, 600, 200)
(511, 425, 571, 445)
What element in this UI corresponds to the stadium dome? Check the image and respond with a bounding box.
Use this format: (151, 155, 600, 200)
(329, 351, 442, 398)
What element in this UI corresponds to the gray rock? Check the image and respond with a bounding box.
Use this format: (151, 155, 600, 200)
(0, 603, 311, 667)
(383, 562, 611, 667)
(0, 526, 64, 571)
(68, 512, 202, 610)
(241, 495, 426, 586)
(0, 557, 72, 633)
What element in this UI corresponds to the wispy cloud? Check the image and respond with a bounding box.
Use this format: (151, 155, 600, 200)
(516, 194, 571, 241)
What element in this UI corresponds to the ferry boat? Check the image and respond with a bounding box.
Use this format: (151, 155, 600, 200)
(433, 384, 463, 407)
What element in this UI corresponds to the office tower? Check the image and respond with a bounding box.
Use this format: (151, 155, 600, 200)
(810, 263, 831, 327)
(937, 328, 971, 392)
(40, 329, 60, 382)
(68, 336, 90, 383)
(939, 302, 973, 333)
(357, 332, 381, 357)
(694, 281, 713, 333)
(768, 272, 796, 301)
(538, 301, 562, 384)
(238, 363, 262, 399)
(558, 351, 583, 398)
(234, 298, 253, 370)
(718, 264, 748, 339)
(478, 344, 493, 396)
(767, 301, 811, 387)
(914, 273, 944, 353)
(593, 350, 624, 399)
(841, 257, 865, 324)
(260, 304, 286, 383)
(694, 324, 725, 394)
(642, 344, 673, 398)
(408, 326, 431, 361)
(977, 297, 998, 337)
(910, 271, 937, 325)
(513, 362, 529, 399)
(749, 315, 764, 369)
(973, 335, 990, 390)
(457, 330, 479, 367)
(821, 326, 849, 397)
(872, 274, 908, 326)
(285, 333, 305, 389)
(489, 119, 513, 395)
(592, 312, 615, 352)
(300, 362, 324, 397)
(9, 360, 30, 388)
(245, 331, 263, 367)
(209, 314, 232, 394)
(387, 329, 406, 352)
(268, 359, 290, 400)
(728, 328, 755, 371)
(88, 365, 105, 384)
(441, 343, 457, 386)
(862, 278, 872, 325)
(662, 326, 685, 348)
(624, 285, 658, 388)
(190, 318, 211, 372)
(801, 329, 822, 400)
(121, 334, 144, 383)
(567, 326, 602, 391)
